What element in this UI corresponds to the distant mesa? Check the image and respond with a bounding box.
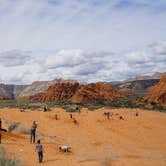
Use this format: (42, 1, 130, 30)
(148, 74, 166, 106)
(0, 72, 165, 102)
(113, 72, 166, 96)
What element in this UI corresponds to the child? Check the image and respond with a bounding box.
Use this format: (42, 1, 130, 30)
(35, 140, 43, 163)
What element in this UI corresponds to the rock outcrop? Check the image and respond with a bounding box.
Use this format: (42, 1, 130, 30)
(0, 96, 9, 100)
(30, 82, 122, 103)
(148, 74, 166, 106)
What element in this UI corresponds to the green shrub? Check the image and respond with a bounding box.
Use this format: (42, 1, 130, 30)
(0, 147, 22, 166)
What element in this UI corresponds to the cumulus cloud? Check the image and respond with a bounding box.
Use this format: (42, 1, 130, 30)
(0, 0, 166, 51)
(0, 0, 166, 84)
(0, 50, 32, 67)
(0, 46, 166, 84)
(125, 52, 150, 64)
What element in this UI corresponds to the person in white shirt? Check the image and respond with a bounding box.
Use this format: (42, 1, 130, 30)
(59, 146, 71, 152)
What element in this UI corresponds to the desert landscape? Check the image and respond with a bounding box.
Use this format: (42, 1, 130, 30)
(0, 107, 166, 166)
(0, 73, 166, 166)
(0, 1, 166, 166)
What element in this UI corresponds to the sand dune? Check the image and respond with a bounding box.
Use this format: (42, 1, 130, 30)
(0, 108, 166, 166)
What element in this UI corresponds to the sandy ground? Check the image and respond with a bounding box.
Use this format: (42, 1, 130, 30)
(0, 108, 166, 166)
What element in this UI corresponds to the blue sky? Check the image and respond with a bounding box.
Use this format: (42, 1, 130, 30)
(0, 0, 166, 84)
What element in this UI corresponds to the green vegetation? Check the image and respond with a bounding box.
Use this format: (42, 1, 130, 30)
(0, 147, 22, 166)
(0, 95, 165, 113)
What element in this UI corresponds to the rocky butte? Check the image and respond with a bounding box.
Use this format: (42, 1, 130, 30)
(30, 81, 122, 103)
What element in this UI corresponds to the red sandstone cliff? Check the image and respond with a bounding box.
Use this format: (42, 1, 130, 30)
(30, 82, 122, 103)
(148, 74, 166, 106)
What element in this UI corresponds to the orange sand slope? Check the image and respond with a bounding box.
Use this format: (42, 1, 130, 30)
(0, 108, 166, 166)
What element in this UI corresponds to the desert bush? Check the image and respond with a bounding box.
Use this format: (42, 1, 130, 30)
(16, 97, 29, 109)
(0, 147, 22, 166)
(150, 101, 157, 106)
(62, 104, 79, 112)
(8, 122, 30, 134)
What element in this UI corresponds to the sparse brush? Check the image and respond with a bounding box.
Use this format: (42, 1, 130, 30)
(8, 122, 30, 134)
(0, 147, 23, 166)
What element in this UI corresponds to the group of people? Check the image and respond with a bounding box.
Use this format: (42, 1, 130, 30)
(103, 111, 139, 120)
(1, 107, 140, 164)
(30, 120, 71, 163)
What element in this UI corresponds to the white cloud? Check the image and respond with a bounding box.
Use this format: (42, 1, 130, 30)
(0, 50, 32, 67)
(0, 1, 166, 84)
(125, 52, 150, 64)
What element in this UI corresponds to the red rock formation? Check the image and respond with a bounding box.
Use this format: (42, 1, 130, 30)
(0, 96, 9, 100)
(71, 82, 122, 103)
(30, 82, 122, 103)
(30, 82, 79, 102)
(148, 74, 166, 106)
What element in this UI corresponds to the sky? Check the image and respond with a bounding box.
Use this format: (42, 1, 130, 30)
(0, 0, 166, 84)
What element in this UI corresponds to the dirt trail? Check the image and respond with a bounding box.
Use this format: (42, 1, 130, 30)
(0, 108, 166, 166)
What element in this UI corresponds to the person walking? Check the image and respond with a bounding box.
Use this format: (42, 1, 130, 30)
(35, 140, 43, 163)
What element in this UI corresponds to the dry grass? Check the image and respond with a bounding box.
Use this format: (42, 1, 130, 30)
(8, 122, 30, 134)
(0, 146, 23, 166)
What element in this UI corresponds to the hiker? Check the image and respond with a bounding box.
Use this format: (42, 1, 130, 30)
(134, 112, 139, 116)
(106, 112, 110, 119)
(20, 109, 25, 112)
(43, 106, 47, 112)
(30, 120, 38, 143)
(73, 118, 78, 124)
(103, 112, 112, 119)
(35, 139, 43, 163)
(55, 114, 58, 120)
(69, 114, 73, 119)
(0, 118, 7, 144)
(59, 145, 71, 152)
(0, 118, 1, 144)
(119, 116, 124, 120)
(76, 107, 81, 114)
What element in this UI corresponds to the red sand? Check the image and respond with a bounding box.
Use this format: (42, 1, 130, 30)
(0, 108, 166, 166)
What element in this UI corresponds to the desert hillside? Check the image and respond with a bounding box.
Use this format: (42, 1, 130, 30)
(0, 108, 166, 166)
(148, 74, 166, 106)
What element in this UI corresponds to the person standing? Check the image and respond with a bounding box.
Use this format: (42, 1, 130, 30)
(0, 118, 2, 144)
(30, 120, 38, 143)
(35, 140, 43, 163)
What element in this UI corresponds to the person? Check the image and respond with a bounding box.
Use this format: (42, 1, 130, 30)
(119, 116, 124, 120)
(73, 118, 78, 124)
(76, 107, 81, 114)
(55, 114, 58, 120)
(43, 106, 47, 112)
(69, 114, 73, 119)
(106, 112, 110, 119)
(35, 140, 43, 163)
(0, 118, 1, 144)
(30, 120, 38, 143)
(59, 145, 71, 152)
